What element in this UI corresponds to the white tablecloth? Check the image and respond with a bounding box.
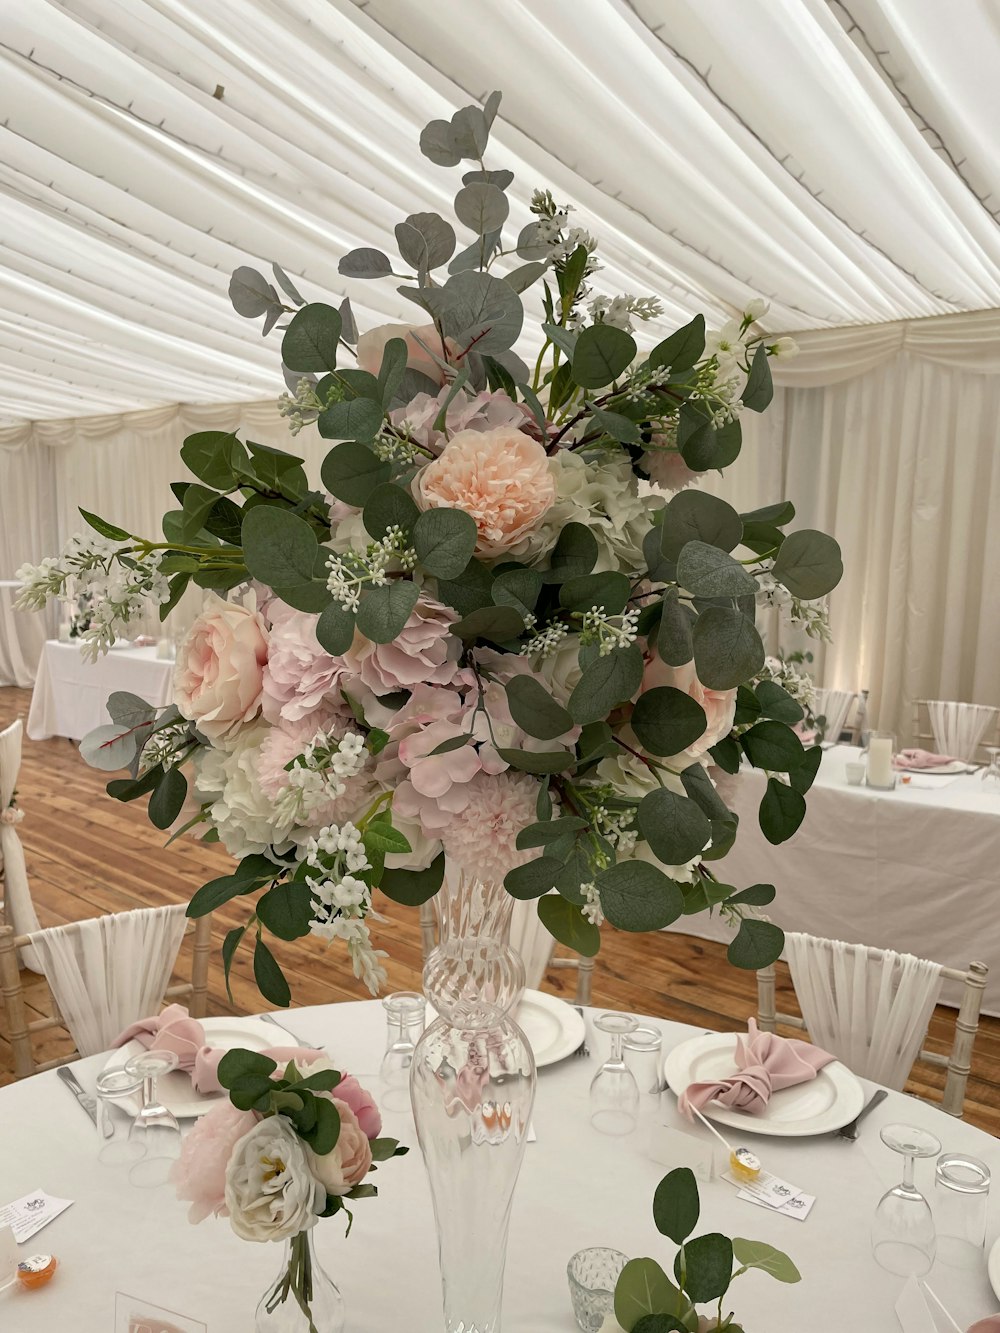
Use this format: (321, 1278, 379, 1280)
(675, 745, 1000, 1013)
(0, 581, 48, 688)
(3, 1000, 999, 1331)
(26, 641, 175, 742)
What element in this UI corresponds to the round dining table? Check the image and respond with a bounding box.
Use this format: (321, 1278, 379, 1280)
(3, 999, 998, 1330)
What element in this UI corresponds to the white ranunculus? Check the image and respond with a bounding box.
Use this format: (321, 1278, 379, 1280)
(194, 721, 296, 858)
(535, 632, 584, 707)
(224, 1116, 325, 1244)
(743, 297, 769, 321)
(768, 335, 798, 359)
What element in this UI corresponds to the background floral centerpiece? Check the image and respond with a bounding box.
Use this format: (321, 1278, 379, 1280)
(17, 89, 843, 1005)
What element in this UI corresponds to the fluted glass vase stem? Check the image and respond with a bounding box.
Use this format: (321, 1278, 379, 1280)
(410, 861, 536, 1333)
(255, 1229, 345, 1333)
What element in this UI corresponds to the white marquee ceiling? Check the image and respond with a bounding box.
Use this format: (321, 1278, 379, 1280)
(2, 0, 1000, 425)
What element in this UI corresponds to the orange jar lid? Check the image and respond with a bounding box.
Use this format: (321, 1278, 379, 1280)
(17, 1254, 57, 1289)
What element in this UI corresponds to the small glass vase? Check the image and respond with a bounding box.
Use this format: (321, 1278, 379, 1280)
(255, 1229, 345, 1333)
(410, 860, 536, 1333)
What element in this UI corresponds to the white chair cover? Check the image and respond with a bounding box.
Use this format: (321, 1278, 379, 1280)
(510, 898, 556, 990)
(784, 932, 942, 1090)
(27, 905, 188, 1057)
(926, 700, 998, 762)
(814, 689, 855, 745)
(0, 720, 40, 971)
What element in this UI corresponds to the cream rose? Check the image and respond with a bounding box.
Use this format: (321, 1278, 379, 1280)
(413, 426, 556, 558)
(174, 592, 268, 740)
(305, 1099, 373, 1196)
(224, 1117, 324, 1243)
(640, 658, 736, 758)
(356, 322, 458, 387)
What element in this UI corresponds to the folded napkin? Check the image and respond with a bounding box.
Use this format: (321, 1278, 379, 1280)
(112, 1004, 320, 1095)
(893, 748, 963, 770)
(968, 1321, 1000, 1332)
(678, 1019, 836, 1118)
(792, 721, 818, 745)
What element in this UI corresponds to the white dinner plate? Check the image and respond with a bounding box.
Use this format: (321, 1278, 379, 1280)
(426, 989, 585, 1069)
(663, 1031, 865, 1136)
(896, 760, 970, 775)
(988, 1235, 1000, 1302)
(102, 1016, 298, 1119)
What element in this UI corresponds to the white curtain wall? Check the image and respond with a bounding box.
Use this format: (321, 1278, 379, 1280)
(2, 309, 998, 738)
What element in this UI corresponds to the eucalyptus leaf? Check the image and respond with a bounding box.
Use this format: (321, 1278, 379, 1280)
(631, 686, 707, 757)
(598, 861, 685, 931)
(321, 441, 390, 507)
(676, 542, 758, 598)
(572, 323, 636, 388)
(454, 182, 509, 234)
(148, 766, 188, 831)
(505, 675, 574, 740)
(759, 777, 807, 844)
(379, 853, 445, 907)
(637, 788, 712, 866)
(504, 856, 562, 900)
(692, 607, 764, 690)
(537, 895, 601, 957)
(546, 522, 599, 581)
(771, 529, 844, 599)
(728, 917, 785, 970)
(442, 269, 523, 354)
(741, 342, 773, 411)
(657, 590, 695, 667)
(315, 602, 356, 656)
(413, 507, 479, 579)
(504, 261, 548, 293)
(338, 248, 394, 279)
(281, 303, 342, 374)
(653, 1167, 700, 1244)
(317, 396, 384, 444)
(80, 722, 151, 772)
(453, 604, 525, 641)
(241, 506, 318, 595)
(568, 646, 644, 725)
(229, 266, 281, 319)
(496, 747, 575, 774)
(356, 581, 420, 644)
(396, 212, 456, 270)
(559, 570, 630, 616)
(648, 313, 706, 372)
(674, 1233, 732, 1303)
(363, 483, 419, 541)
(755, 680, 804, 724)
(492, 568, 542, 618)
(741, 720, 805, 772)
(660, 491, 743, 560)
(106, 692, 157, 729)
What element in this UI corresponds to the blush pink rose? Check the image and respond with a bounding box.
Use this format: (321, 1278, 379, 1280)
(331, 1074, 382, 1140)
(356, 323, 458, 387)
(340, 594, 463, 695)
(261, 600, 353, 730)
(170, 1100, 257, 1223)
(306, 1098, 373, 1196)
(641, 657, 736, 758)
(412, 427, 556, 559)
(174, 592, 269, 740)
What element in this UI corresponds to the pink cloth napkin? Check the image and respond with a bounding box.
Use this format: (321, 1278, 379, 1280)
(968, 1321, 1000, 1332)
(792, 721, 818, 745)
(893, 747, 962, 770)
(678, 1019, 836, 1118)
(111, 1004, 320, 1095)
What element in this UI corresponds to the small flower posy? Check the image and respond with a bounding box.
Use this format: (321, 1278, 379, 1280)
(18, 87, 842, 1010)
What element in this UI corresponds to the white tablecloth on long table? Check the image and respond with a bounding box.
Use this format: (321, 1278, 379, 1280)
(3, 1000, 999, 1330)
(26, 641, 175, 741)
(673, 745, 1000, 1012)
(0, 581, 48, 688)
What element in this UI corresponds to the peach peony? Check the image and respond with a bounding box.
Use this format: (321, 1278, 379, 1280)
(642, 438, 700, 493)
(170, 1100, 257, 1223)
(356, 322, 458, 387)
(305, 1098, 373, 1196)
(412, 426, 556, 559)
(641, 657, 736, 758)
(174, 592, 268, 740)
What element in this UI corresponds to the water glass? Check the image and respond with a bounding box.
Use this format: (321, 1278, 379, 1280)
(981, 747, 1000, 785)
(124, 1050, 182, 1187)
(567, 1247, 628, 1332)
(95, 1068, 145, 1167)
(934, 1153, 990, 1267)
(380, 991, 426, 1112)
(589, 1014, 640, 1136)
(623, 1026, 663, 1122)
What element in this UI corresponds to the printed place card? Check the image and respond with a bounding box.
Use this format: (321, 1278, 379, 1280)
(114, 1293, 207, 1333)
(0, 1190, 73, 1244)
(646, 1124, 721, 1181)
(0, 1226, 16, 1291)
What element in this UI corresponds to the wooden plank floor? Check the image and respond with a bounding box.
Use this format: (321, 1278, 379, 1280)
(2, 685, 998, 1134)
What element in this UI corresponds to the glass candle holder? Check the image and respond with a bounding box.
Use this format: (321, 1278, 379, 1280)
(95, 1068, 145, 1167)
(867, 731, 896, 789)
(567, 1247, 629, 1333)
(934, 1153, 990, 1268)
(380, 991, 426, 1112)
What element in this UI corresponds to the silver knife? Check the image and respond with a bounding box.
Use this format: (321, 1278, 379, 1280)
(57, 1065, 106, 1133)
(837, 1088, 888, 1140)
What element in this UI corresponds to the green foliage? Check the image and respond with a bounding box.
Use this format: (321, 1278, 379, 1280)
(692, 607, 765, 690)
(660, 491, 743, 561)
(241, 506, 328, 612)
(148, 766, 187, 831)
(676, 1234, 733, 1303)
(759, 778, 807, 844)
(653, 1168, 700, 1243)
(282, 303, 342, 374)
(568, 646, 644, 724)
(648, 314, 705, 372)
(572, 323, 637, 387)
(537, 894, 601, 956)
(321, 441, 391, 507)
(186, 854, 277, 917)
(727, 917, 785, 970)
(413, 507, 478, 579)
(615, 1258, 683, 1332)
(631, 686, 707, 757)
(771, 529, 843, 599)
(79, 507, 130, 543)
(598, 861, 684, 931)
(356, 580, 421, 644)
(379, 853, 446, 906)
(505, 675, 573, 740)
(637, 788, 712, 867)
(731, 1239, 801, 1283)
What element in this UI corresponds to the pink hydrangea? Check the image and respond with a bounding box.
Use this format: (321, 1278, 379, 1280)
(642, 438, 700, 492)
(437, 771, 542, 883)
(261, 600, 352, 729)
(389, 387, 534, 454)
(170, 1100, 257, 1223)
(339, 594, 463, 695)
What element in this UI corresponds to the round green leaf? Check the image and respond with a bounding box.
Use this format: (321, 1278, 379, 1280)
(413, 507, 479, 579)
(674, 1233, 733, 1303)
(637, 788, 712, 865)
(241, 506, 318, 591)
(355, 580, 420, 644)
(759, 777, 807, 844)
(653, 1167, 700, 1244)
(731, 1238, 801, 1284)
(338, 248, 393, 279)
(321, 441, 391, 507)
(741, 720, 805, 772)
(546, 522, 599, 581)
(568, 645, 644, 725)
(492, 568, 542, 618)
(755, 679, 804, 724)
(315, 602, 356, 656)
(363, 483, 419, 541)
(453, 604, 525, 641)
(676, 542, 758, 598)
(631, 686, 707, 757)
(692, 607, 764, 690)
(256, 881, 314, 941)
(648, 314, 705, 372)
(727, 917, 785, 970)
(454, 182, 509, 234)
(504, 856, 562, 900)
(559, 570, 631, 616)
(537, 895, 601, 957)
(771, 529, 844, 599)
(572, 324, 637, 388)
(656, 590, 695, 667)
(379, 853, 445, 907)
(281, 303, 342, 374)
(496, 747, 575, 774)
(505, 675, 574, 740)
(614, 1258, 681, 1331)
(660, 491, 743, 560)
(317, 396, 384, 444)
(597, 861, 685, 931)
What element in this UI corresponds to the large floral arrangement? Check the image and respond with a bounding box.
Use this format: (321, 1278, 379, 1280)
(17, 92, 842, 1004)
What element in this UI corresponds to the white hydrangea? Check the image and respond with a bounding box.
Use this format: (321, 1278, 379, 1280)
(194, 724, 297, 858)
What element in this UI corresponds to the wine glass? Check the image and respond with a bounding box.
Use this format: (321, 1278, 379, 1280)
(95, 1067, 146, 1167)
(380, 991, 426, 1112)
(124, 1049, 182, 1187)
(871, 1122, 941, 1275)
(980, 747, 1000, 784)
(589, 1013, 640, 1136)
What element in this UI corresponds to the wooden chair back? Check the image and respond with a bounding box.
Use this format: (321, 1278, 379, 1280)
(0, 912, 212, 1080)
(757, 951, 988, 1118)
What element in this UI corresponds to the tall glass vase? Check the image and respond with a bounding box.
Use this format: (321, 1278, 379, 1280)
(255, 1228, 345, 1333)
(410, 861, 536, 1333)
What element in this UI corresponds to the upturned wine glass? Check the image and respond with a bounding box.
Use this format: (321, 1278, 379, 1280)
(589, 1013, 640, 1136)
(980, 746, 1000, 784)
(871, 1122, 941, 1275)
(124, 1049, 182, 1187)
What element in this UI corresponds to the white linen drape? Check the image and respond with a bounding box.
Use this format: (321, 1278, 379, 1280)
(814, 689, 856, 745)
(510, 900, 556, 991)
(784, 932, 942, 1090)
(0, 719, 40, 970)
(926, 700, 998, 762)
(26, 904, 187, 1057)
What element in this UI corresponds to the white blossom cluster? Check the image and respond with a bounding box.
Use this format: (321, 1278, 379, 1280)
(580, 881, 604, 927)
(16, 534, 170, 660)
(304, 820, 388, 994)
(587, 293, 665, 334)
(588, 801, 639, 856)
(580, 606, 640, 656)
(519, 621, 569, 660)
(275, 730, 368, 825)
(276, 375, 323, 436)
(756, 573, 832, 642)
(758, 655, 818, 713)
(326, 527, 417, 611)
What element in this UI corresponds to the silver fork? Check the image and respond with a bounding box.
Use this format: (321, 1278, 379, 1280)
(572, 1005, 590, 1058)
(259, 1012, 322, 1049)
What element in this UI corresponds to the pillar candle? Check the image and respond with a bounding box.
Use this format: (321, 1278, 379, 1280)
(867, 736, 894, 788)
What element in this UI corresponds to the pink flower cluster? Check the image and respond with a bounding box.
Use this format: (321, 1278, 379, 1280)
(172, 1060, 381, 1225)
